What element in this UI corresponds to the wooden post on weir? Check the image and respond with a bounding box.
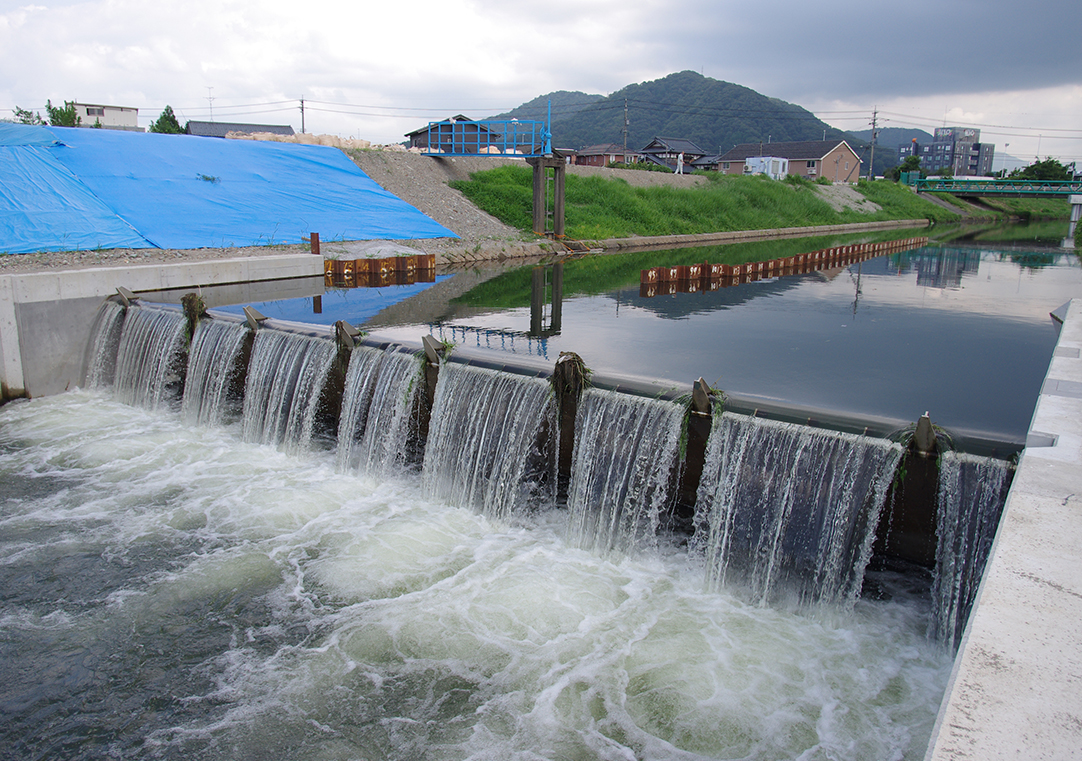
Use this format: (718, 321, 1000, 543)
(527, 156, 566, 238)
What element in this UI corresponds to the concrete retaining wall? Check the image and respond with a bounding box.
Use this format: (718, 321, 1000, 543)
(0, 254, 322, 399)
(597, 219, 929, 253)
(926, 298, 1082, 759)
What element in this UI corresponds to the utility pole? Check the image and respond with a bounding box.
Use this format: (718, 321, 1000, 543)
(622, 99, 629, 155)
(300, 98, 305, 134)
(868, 107, 878, 180)
(206, 87, 215, 122)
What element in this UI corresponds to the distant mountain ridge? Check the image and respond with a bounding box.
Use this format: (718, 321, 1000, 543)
(490, 71, 851, 158)
(851, 127, 934, 150)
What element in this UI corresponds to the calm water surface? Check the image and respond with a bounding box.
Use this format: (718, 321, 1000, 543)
(232, 229, 1081, 443)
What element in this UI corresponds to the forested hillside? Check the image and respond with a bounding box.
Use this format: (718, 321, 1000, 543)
(491, 71, 849, 156)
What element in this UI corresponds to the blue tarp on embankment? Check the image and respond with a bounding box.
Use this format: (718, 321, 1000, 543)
(0, 123, 456, 254)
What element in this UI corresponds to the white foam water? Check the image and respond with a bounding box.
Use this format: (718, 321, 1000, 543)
(0, 392, 951, 761)
(566, 389, 685, 555)
(693, 412, 904, 608)
(422, 362, 554, 518)
(931, 450, 1013, 649)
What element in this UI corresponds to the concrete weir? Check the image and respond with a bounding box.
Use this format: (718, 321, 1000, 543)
(0, 253, 322, 398)
(3, 252, 1082, 755)
(926, 297, 1082, 759)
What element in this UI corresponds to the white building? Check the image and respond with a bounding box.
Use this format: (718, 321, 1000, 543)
(73, 102, 141, 131)
(744, 156, 789, 180)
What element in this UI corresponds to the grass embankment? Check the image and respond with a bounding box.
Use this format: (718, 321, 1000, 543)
(973, 195, 1071, 220)
(449, 166, 959, 240)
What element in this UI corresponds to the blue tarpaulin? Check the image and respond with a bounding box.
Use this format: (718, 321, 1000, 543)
(0, 124, 456, 254)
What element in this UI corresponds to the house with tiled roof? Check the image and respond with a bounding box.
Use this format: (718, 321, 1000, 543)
(186, 121, 295, 138)
(717, 140, 862, 183)
(640, 137, 706, 173)
(405, 115, 503, 154)
(572, 143, 642, 167)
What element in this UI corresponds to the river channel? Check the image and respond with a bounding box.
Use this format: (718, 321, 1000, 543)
(0, 221, 1077, 760)
(224, 222, 1082, 446)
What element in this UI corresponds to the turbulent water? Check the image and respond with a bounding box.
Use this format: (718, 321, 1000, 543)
(567, 389, 685, 555)
(422, 363, 555, 519)
(693, 413, 904, 608)
(931, 451, 1013, 649)
(0, 391, 952, 761)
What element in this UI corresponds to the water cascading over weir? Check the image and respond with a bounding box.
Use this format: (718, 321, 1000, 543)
(84, 294, 1016, 646)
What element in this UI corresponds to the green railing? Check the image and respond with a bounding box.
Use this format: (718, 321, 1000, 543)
(915, 178, 1082, 196)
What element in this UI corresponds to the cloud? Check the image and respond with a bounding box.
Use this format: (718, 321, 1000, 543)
(2, 0, 1080, 158)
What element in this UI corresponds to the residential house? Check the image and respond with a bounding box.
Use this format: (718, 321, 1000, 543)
(186, 121, 295, 138)
(718, 140, 862, 182)
(573, 143, 642, 167)
(405, 115, 501, 154)
(690, 154, 722, 172)
(72, 102, 141, 131)
(640, 137, 706, 173)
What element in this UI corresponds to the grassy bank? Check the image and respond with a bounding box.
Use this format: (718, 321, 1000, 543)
(449, 166, 961, 240)
(971, 195, 1071, 220)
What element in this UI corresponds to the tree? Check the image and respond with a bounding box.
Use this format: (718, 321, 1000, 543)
(1009, 158, 1072, 181)
(149, 105, 185, 134)
(12, 106, 45, 125)
(885, 154, 922, 182)
(45, 99, 81, 127)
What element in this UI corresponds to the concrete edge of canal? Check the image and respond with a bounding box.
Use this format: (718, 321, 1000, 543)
(0, 253, 324, 398)
(926, 298, 1082, 760)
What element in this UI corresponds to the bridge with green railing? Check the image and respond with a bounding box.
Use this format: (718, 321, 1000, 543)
(915, 178, 1082, 198)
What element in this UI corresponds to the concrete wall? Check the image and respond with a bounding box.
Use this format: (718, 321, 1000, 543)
(0, 254, 322, 400)
(926, 298, 1082, 759)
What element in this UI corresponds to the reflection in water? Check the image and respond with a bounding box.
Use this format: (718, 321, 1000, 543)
(367, 239, 1080, 443)
(183, 228, 1080, 445)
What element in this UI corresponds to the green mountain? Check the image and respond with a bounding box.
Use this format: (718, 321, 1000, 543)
(492, 71, 849, 156)
(489, 90, 605, 124)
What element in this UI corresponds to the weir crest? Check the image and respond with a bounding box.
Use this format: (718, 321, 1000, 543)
(85, 300, 1014, 645)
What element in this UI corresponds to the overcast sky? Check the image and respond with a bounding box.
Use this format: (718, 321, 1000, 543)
(3, 0, 1080, 168)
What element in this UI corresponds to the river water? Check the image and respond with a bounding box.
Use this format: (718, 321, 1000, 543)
(1, 390, 950, 760)
(4, 224, 1070, 760)
(228, 226, 1081, 444)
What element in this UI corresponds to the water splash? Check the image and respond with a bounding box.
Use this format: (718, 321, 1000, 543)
(182, 319, 250, 428)
(422, 362, 554, 518)
(112, 305, 188, 410)
(693, 412, 903, 607)
(241, 329, 335, 451)
(931, 451, 1012, 649)
(566, 389, 685, 554)
(83, 299, 126, 389)
(336, 346, 423, 477)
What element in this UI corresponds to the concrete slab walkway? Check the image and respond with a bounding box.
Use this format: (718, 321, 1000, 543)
(927, 298, 1082, 759)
